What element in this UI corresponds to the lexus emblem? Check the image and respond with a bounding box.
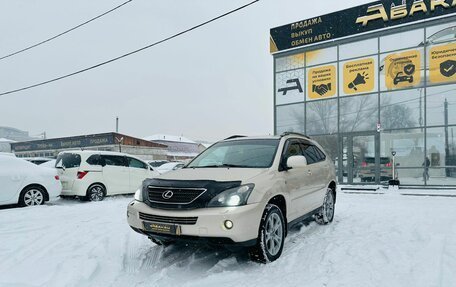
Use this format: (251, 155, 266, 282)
(162, 190, 174, 200)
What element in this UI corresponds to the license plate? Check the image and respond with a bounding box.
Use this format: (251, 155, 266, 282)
(143, 222, 181, 235)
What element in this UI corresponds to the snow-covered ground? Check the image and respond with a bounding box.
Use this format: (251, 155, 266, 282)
(1, 191, 456, 287)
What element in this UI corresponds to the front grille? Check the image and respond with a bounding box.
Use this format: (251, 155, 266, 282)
(147, 186, 206, 205)
(139, 212, 198, 225)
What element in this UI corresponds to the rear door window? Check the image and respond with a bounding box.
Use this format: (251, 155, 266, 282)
(128, 157, 148, 169)
(56, 153, 81, 169)
(301, 144, 326, 164)
(86, 154, 102, 165)
(101, 155, 127, 167)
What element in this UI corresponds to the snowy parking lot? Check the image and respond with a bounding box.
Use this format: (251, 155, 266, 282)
(1, 191, 455, 287)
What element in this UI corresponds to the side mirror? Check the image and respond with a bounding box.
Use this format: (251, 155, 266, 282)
(286, 155, 308, 169)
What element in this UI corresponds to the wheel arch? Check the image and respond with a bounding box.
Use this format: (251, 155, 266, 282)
(266, 194, 287, 235)
(19, 184, 49, 203)
(328, 181, 336, 203)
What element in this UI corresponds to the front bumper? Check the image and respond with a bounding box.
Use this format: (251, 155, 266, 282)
(127, 201, 263, 244)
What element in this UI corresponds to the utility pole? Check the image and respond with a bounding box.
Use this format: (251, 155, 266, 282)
(445, 99, 449, 177)
(116, 117, 119, 133)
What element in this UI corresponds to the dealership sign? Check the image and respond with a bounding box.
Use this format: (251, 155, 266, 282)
(11, 134, 115, 152)
(270, 0, 456, 53)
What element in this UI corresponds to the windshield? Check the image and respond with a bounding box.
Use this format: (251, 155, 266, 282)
(187, 139, 280, 168)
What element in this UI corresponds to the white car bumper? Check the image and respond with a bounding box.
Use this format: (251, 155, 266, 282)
(127, 201, 264, 245)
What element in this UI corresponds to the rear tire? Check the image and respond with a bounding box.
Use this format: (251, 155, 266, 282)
(19, 186, 46, 207)
(249, 204, 285, 263)
(315, 188, 335, 225)
(86, 184, 106, 202)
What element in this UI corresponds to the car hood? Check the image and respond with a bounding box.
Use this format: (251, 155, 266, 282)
(154, 167, 267, 183)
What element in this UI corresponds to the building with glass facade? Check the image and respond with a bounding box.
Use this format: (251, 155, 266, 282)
(271, 0, 456, 186)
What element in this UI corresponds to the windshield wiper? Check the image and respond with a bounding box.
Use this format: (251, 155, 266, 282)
(192, 164, 249, 168)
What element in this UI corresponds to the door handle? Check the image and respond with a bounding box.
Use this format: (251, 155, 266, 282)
(307, 170, 312, 175)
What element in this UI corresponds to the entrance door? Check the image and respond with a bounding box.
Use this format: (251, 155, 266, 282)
(339, 133, 379, 184)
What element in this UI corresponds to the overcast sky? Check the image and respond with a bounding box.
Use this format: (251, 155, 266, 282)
(0, 0, 370, 142)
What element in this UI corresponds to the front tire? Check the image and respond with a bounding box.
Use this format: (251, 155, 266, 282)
(315, 188, 335, 225)
(249, 204, 285, 263)
(19, 186, 46, 207)
(86, 184, 106, 202)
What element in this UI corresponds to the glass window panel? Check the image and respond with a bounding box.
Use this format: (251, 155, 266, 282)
(276, 104, 304, 135)
(381, 129, 424, 169)
(306, 99, 337, 135)
(306, 63, 338, 101)
(275, 53, 305, 73)
(339, 57, 378, 97)
(427, 85, 456, 127)
(379, 49, 425, 92)
(380, 29, 424, 52)
(340, 94, 378, 133)
(426, 22, 456, 45)
(427, 126, 456, 166)
(427, 127, 456, 184)
(339, 38, 378, 60)
(380, 89, 425, 129)
(427, 41, 456, 87)
(275, 69, 305, 105)
(306, 46, 337, 66)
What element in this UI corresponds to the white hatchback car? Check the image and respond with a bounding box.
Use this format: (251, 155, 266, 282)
(0, 155, 61, 207)
(56, 151, 159, 201)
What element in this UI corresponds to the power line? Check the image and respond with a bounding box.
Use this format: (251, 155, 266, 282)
(0, 0, 133, 61)
(0, 0, 259, 97)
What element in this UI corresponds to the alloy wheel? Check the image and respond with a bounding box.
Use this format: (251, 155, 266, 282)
(24, 189, 44, 206)
(264, 213, 283, 256)
(89, 185, 104, 201)
(324, 192, 334, 221)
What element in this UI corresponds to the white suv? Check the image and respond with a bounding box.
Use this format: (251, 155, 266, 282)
(56, 151, 158, 201)
(127, 133, 336, 263)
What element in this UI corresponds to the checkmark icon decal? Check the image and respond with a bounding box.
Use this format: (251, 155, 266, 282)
(440, 60, 456, 78)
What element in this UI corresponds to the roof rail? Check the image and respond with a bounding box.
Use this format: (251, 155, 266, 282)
(224, 135, 247, 140)
(280, 132, 311, 139)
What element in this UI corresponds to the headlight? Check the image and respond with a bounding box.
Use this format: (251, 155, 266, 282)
(134, 188, 143, 202)
(207, 184, 255, 207)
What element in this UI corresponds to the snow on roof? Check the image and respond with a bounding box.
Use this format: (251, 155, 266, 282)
(143, 134, 196, 144)
(0, 138, 16, 143)
(166, 151, 199, 157)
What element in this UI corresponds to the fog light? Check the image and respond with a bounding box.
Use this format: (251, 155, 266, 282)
(224, 220, 233, 230)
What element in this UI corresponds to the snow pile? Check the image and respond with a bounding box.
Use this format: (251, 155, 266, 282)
(0, 192, 455, 287)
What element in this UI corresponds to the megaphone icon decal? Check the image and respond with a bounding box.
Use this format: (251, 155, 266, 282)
(348, 72, 369, 91)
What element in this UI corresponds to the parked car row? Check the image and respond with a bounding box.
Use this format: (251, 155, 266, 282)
(1, 133, 337, 264)
(0, 150, 185, 206)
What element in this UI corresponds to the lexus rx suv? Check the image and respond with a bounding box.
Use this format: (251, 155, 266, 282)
(127, 133, 336, 263)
